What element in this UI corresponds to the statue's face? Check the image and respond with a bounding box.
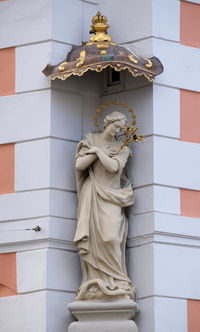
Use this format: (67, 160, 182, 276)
(106, 119, 126, 137)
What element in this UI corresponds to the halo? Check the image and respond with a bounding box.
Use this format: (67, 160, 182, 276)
(93, 101, 144, 153)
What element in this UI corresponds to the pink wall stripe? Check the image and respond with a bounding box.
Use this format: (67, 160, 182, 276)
(180, 90, 200, 144)
(181, 189, 200, 218)
(188, 300, 200, 332)
(180, 1, 200, 48)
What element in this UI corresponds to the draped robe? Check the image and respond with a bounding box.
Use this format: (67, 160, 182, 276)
(74, 132, 135, 300)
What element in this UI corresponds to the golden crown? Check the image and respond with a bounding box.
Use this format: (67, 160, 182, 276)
(90, 11, 110, 34)
(89, 12, 112, 44)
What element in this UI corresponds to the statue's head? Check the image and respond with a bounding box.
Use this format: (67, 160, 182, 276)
(104, 111, 127, 128)
(103, 111, 127, 137)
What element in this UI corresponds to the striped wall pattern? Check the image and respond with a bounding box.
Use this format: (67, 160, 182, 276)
(188, 300, 200, 332)
(0, 48, 15, 97)
(0, 46, 16, 299)
(180, 1, 200, 48)
(0, 0, 84, 330)
(180, 1, 200, 331)
(0, 1, 200, 332)
(0, 253, 17, 297)
(122, 0, 200, 331)
(180, 0, 200, 225)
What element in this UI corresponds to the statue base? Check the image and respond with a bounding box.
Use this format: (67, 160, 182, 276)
(67, 300, 139, 332)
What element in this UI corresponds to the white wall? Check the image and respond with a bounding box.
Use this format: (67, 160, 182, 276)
(1, 1, 199, 332)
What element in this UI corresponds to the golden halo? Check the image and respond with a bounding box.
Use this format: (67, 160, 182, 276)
(93, 101, 144, 153)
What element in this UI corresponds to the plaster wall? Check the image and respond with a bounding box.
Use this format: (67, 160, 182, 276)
(0, 1, 200, 332)
(97, 1, 200, 332)
(122, 2, 200, 332)
(0, 1, 90, 331)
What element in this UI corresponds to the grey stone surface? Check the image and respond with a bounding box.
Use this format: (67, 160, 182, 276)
(67, 300, 139, 332)
(68, 320, 137, 332)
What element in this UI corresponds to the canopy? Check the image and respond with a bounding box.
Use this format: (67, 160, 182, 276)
(42, 12, 163, 82)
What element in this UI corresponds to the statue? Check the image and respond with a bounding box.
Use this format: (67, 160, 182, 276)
(74, 110, 136, 301)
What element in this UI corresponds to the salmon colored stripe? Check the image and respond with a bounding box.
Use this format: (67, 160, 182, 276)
(0, 143, 15, 195)
(188, 300, 200, 332)
(0, 253, 17, 297)
(180, 1, 200, 48)
(180, 189, 200, 218)
(180, 89, 200, 143)
(0, 48, 15, 97)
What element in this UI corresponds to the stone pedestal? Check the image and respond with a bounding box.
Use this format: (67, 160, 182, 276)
(67, 300, 139, 332)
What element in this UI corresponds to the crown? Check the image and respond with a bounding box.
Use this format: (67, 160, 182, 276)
(90, 11, 110, 34)
(89, 12, 111, 43)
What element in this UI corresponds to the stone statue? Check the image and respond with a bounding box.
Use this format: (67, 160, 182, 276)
(74, 111, 135, 301)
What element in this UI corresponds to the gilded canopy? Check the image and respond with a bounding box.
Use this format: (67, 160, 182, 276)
(42, 12, 163, 82)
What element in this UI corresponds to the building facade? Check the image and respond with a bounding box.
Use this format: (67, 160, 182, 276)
(0, 0, 200, 331)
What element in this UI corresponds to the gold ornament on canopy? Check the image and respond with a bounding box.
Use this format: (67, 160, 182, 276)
(93, 101, 144, 154)
(42, 12, 163, 82)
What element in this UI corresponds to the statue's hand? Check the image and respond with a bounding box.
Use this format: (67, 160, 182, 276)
(102, 146, 117, 157)
(91, 145, 116, 157)
(86, 146, 100, 155)
(87, 146, 117, 158)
